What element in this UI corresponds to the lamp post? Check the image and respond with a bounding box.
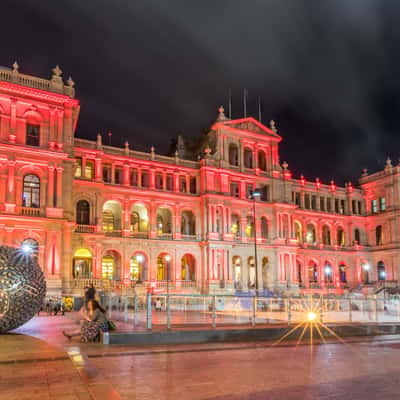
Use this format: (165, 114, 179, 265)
(251, 188, 261, 294)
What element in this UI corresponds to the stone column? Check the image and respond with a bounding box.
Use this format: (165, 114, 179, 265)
(47, 165, 55, 207)
(6, 160, 16, 204)
(56, 167, 63, 208)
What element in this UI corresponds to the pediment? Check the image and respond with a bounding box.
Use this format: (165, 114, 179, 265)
(219, 117, 281, 139)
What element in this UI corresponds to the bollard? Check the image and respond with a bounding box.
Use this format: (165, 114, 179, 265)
(212, 296, 216, 328)
(146, 292, 152, 330)
(167, 294, 171, 330)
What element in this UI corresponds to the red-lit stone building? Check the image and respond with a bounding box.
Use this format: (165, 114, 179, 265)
(0, 64, 398, 295)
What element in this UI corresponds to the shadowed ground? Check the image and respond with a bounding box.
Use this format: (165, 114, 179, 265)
(1, 315, 400, 399)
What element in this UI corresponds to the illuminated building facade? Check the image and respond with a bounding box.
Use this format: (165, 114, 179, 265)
(0, 63, 398, 295)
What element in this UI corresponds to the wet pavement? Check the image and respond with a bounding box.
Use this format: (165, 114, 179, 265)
(2, 315, 400, 399)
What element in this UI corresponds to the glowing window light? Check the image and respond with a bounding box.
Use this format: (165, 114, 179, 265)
(307, 312, 317, 321)
(21, 244, 33, 254)
(136, 254, 144, 263)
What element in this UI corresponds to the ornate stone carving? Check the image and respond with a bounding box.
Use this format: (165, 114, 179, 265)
(0, 246, 46, 333)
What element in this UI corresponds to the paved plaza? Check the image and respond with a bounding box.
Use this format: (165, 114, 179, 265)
(1, 315, 400, 399)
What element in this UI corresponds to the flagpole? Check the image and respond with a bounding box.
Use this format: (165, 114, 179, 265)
(258, 96, 262, 122)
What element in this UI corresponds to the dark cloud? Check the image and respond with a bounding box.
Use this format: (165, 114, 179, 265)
(1, 0, 400, 183)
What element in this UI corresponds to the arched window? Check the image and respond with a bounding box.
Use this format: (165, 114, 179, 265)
(181, 254, 196, 281)
(377, 261, 386, 281)
(22, 174, 40, 208)
(322, 225, 331, 245)
(258, 150, 267, 171)
(102, 201, 121, 233)
(21, 238, 39, 262)
(294, 221, 302, 243)
(228, 144, 239, 166)
(324, 262, 333, 282)
(76, 200, 90, 225)
(306, 224, 316, 244)
(73, 248, 92, 278)
(244, 147, 253, 169)
(354, 228, 361, 244)
(376, 225, 383, 245)
(337, 227, 345, 246)
(232, 256, 242, 289)
(339, 263, 347, 283)
(261, 217, 268, 239)
(308, 262, 318, 282)
(248, 257, 256, 288)
(231, 214, 241, 237)
(246, 216, 254, 237)
(157, 253, 172, 281)
(157, 207, 172, 234)
(130, 253, 147, 281)
(130, 212, 140, 232)
(181, 210, 195, 235)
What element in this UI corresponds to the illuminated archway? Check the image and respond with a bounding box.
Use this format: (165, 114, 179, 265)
(377, 261, 386, 281)
(130, 252, 147, 281)
(130, 204, 148, 233)
(101, 250, 121, 280)
(156, 207, 172, 234)
(102, 201, 121, 233)
(157, 253, 172, 281)
(72, 248, 92, 279)
(181, 210, 195, 235)
(248, 256, 255, 288)
(181, 254, 196, 281)
(232, 256, 242, 289)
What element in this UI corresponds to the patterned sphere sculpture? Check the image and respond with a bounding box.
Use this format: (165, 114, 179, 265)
(0, 245, 46, 333)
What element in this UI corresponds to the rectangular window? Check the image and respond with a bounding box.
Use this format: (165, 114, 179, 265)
(230, 182, 239, 198)
(260, 185, 270, 202)
(335, 199, 339, 213)
(102, 165, 112, 183)
(114, 167, 123, 184)
(295, 192, 300, 206)
(26, 124, 40, 146)
(320, 197, 325, 211)
(311, 195, 317, 210)
(190, 177, 197, 194)
(166, 174, 174, 191)
(130, 169, 138, 186)
(371, 199, 378, 214)
(379, 197, 386, 211)
(141, 171, 149, 188)
(352, 200, 357, 214)
(75, 157, 82, 177)
(246, 183, 253, 199)
(358, 201, 362, 215)
(327, 198, 332, 212)
(155, 174, 163, 189)
(340, 200, 345, 214)
(180, 176, 187, 193)
(304, 194, 310, 209)
(84, 160, 94, 179)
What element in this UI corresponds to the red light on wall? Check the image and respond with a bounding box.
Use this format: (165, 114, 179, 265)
(300, 174, 306, 187)
(330, 180, 336, 192)
(315, 178, 321, 189)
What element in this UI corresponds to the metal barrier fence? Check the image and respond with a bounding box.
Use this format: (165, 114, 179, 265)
(96, 294, 400, 330)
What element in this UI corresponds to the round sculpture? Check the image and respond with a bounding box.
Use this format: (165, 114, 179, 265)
(0, 245, 46, 333)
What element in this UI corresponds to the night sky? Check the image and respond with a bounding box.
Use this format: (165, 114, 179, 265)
(2, 0, 400, 185)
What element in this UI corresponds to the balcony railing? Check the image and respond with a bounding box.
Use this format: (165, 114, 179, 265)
(157, 233, 173, 240)
(75, 224, 96, 233)
(21, 207, 41, 217)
